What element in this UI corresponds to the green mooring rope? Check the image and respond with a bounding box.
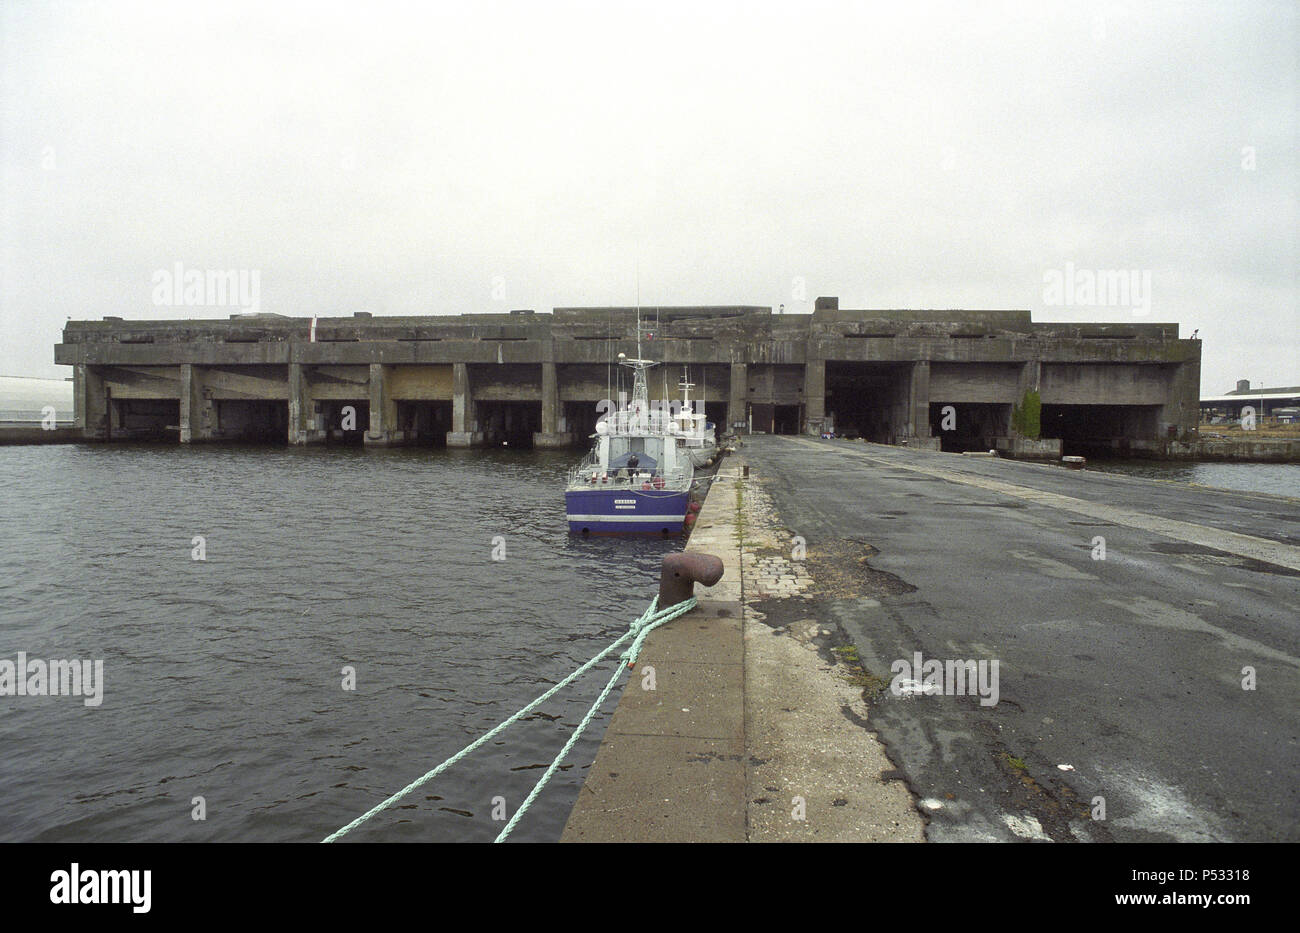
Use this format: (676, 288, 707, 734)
(322, 594, 698, 843)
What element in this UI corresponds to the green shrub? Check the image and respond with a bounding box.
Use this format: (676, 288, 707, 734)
(1011, 389, 1041, 439)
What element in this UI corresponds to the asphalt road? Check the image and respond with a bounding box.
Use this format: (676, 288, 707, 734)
(741, 436, 1300, 842)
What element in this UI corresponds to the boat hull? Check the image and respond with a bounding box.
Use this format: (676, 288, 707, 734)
(565, 487, 690, 534)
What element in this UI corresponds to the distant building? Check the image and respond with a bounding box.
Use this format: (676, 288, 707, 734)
(1200, 380, 1300, 420)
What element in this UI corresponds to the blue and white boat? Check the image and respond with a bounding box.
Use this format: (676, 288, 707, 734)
(565, 348, 694, 535)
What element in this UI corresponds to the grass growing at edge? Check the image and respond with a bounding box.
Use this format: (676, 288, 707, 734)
(734, 478, 746, 547)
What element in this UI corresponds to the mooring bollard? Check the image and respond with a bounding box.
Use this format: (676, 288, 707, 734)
(742, 465, 750, 478)
(659, 552, 724, 608)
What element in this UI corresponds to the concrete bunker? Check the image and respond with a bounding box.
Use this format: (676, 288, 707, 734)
(56, 307, 1200, 457)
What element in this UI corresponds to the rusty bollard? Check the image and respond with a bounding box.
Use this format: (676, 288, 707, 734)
(659, 552, 724, 608)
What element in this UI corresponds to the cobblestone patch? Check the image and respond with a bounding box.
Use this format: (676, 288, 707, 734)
(737, 477, 814, 600)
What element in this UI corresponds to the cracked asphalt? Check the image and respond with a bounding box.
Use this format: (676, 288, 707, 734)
(741, 435, 1300, 842)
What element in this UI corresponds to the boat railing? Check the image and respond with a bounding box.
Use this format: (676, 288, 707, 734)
(566, 449, 600, 486)
(599, 410, 680, 436)
(567, 460, 693, 490)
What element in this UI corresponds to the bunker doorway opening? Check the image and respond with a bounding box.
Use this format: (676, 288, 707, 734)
(322, 400, 368, 446)
(478, 400, 542, 449)
(824, 362, 913, 444)
(1042, 404, 1162, 458)
(106, 398, 179, 441)
(394, 400, 451, 447)
(929, 402, 1011, 452)
(214, 400, 288, 444)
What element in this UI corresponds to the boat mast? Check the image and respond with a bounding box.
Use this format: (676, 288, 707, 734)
(628, 310, 651, 418)
(679, 366, 694, 420)
(620, 267, 655, 426)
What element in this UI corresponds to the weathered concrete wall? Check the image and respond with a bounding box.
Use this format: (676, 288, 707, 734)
(993, 436, 1064, 460)
(387, 365, 453, 400)
(745, 364, 805, 405)
(728, 363, 747, 433)
(101, 365, 181, 399)
(467, 363, 543, 401)
(557, 363, 729, 404)
(804, 360, 826, 434)
(199, 365, 290, 401)
(907, 361, 931, 439)
(0, 425, 79, 444)
(1194, 437, 1300, 461)
(1041, 363, 1169, 406)
(930, 362, 1021, 404)
(306, 365, 370, 401)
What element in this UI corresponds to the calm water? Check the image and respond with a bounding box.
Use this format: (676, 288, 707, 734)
(0, 444, 679, 842)
(1078, 459, 1299, 499)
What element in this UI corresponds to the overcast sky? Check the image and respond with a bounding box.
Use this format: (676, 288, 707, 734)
(2, 0, 1295, 392)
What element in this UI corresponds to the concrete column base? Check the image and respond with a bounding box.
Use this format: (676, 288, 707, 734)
(532, 431, 575, 449)
(363, 430, 404, 447)
(901, 436, 942, 451)
(290, 429, 329, 445)
(994, 436, 1061, 460)
(446, 431, 485, 447)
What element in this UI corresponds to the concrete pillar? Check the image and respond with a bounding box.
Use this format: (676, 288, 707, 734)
(728, 362, 747, 434)
(288, 363, 325, 445)
(288, 363, 304, 445)
(179, 364, 193, 443)
(108, 389, 123, 437)
(1159, 358, 1201, 443)
(180, 363, 212, 443)
(908, 361, 931, 438)
(364, 363, 400, 446)
(448, 362, 484, 447)
(541, 361, 557, 432)
(73, 363, 84, 430)
(804, 360, 826, 435)
(1017, 360, 1042, 397)
(533, 359, 573, 448)
(75, 363, 109, 440)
